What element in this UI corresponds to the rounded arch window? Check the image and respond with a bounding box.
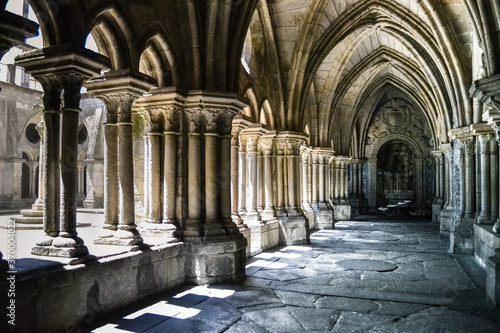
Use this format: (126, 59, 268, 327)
(25, 123, 40, 144)
(78, 126, 88, 144)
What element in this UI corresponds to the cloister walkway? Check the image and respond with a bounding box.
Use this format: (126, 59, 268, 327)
(88, 218, 500, 332)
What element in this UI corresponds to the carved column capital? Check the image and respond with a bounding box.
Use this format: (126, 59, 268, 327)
(459, 137, 476, 156)
(258, 139, 274, 156)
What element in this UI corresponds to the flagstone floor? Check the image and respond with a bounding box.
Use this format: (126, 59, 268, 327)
(86, 218, 500, 332)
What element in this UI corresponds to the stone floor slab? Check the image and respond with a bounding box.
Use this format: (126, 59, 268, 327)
(336, 259, 398, 272)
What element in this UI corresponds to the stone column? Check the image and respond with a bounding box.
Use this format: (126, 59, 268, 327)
(241, 126, 267, 223)
(86, 70, 156, 247)
(276, 142, 286, 216)
(147, 131, 162, 223)
(185, 110, 203, 237)
(483, 103, 500, 232)
(478, 134, 492, 224)
(491, 139, 499, 222)
(246, 134, 261, 222)
(231, 127, 242, 225)
(16, 46, 109, 260)
(459, 137, 475, 218)
(181, 91, 248, 284)
(238, 135, 248, 217)
(219, 112, 239, 234)
(300, 147, 311, 209)
(163, 110, 178, 227)
(203, 110, 226, 235)
(39, 83, 61, 239)
(274, 132, 309, 245)
(311, 153, 318, 207)
(143, 135, 149, 219)
(134, 89, 184, 239)
(32, 119, 45, 210)
(260, 137, 276, 220)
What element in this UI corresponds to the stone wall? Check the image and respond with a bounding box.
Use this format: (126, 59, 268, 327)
(6, 243, 185, 333)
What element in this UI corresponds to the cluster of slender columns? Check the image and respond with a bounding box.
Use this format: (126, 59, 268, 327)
(85, 70, 156, 247)
(15, 45, 110, 259)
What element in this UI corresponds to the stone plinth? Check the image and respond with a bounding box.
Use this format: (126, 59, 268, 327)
(314, 205, 334, 229)
(474, 224, 500, 267)
(277, 216, 310, 245)
(440, 207, 454, 234)
(449, 217, 475, 255)
(334, 204, 351, 221)
(303, 208, 315, 230)
(184, 235, 247, 285)
(138, 222, 178, 239)
(248, 219, 279, 255)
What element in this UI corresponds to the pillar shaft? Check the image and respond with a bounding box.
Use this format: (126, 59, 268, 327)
(147, 133, 162, 223)
(43, 110, 60, 237)
(204, 133, 219, 225)
(163, 132, 177, 223)
(104, 124, 119, 229)
(478, 134, 492, 223)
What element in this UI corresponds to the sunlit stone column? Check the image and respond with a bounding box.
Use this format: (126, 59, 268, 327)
(478, 134, 492, 224)
(301, 147, 312, 210)
(37, 80, 61, 240)
(17, 46, 110, 260)
(33, 118, 45, 210)
(231, 115, 251, 227)
(311, 152, 318, 207)
(259, 137, 276, 220)
(147, 130, 162, 223)
(219, 112, 239, 234)
(185, 110, 203, 237)
(86, 70, 156, 247)
(203, 110, 226, 235)
(241, 128, 265, 223)
(276, 142, 286, 216)
(143, 135, 149, 218)
(163, 108, 179, 227)
(238, 135, 248, 217)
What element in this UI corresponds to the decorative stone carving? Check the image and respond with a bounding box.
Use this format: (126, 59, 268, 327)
(366, 98, 433, 148)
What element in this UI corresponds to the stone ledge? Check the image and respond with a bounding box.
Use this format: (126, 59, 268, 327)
(2, 242, 186, 333)
(474, 224, 500, 267)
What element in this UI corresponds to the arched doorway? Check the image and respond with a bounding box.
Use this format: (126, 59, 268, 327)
(377, 141, 416, 208)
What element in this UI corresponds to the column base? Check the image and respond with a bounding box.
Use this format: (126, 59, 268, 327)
(277, 215, 310, 245)
(334, 204, 351, 221)
(32, 236, 89, 258)
(440, 206, 454, 234)
(139, 221, 178, 238)
(243, 213, 263, 225)
(313, 205, 334, 229)
(248, 219, 279, 256)
(83, 198, 103, 209)
(94, 229, 144, 247)
(477, 214, 493, 225)
(184, 234, 247, 285)
(449, 217, 475, 255)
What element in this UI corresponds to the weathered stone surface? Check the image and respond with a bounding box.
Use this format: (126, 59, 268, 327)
(336, 259, 398, 272)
